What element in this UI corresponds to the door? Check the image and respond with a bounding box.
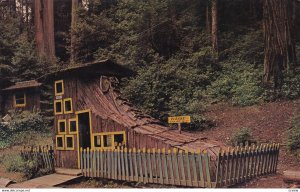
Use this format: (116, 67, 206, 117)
(78, 111, 91, 149)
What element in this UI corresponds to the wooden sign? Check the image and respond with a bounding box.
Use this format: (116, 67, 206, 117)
(168, 116, 191, 124)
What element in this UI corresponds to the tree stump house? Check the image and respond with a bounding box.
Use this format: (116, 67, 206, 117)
(41, 59, 223, 169)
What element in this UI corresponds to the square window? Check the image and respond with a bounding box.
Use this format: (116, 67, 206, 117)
(58, 120, 66, 134)
(55, 80, 64, 96)
(54, 100, 63, 115)
(15, 93, 26, 107)
(114, 134, 125, 146)
(69, 119, 77, 134)
(94, 135, 101, 148)
(56, 135, 64, 150)
(103, 135, 112, 147)
(64, 98, 73, 114)
(65, 135, 74, 150)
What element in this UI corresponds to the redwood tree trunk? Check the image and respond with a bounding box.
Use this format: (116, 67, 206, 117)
(211, 0, 218, 56)
(34, 0, 55, 60)
(34, 0, 44, 56)
(263, 0, 296, 88)
(206, 3, 211, 34)
(71, 0, 79, 64)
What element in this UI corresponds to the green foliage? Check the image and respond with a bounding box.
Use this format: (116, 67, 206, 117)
(286, 108, 300, 154)
(230, 127, 255, 146)
(207, 61, 264, 106)
(0, 111, 50, 149)
(2, 154, 52, 179)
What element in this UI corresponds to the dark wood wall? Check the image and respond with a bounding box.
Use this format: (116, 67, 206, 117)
(1, 88, 40, 116)
(53, 76, 171, 169)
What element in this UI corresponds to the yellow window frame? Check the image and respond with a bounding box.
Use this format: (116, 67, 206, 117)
(56, 135, 65, 150)
(54, 100, 63, 115)
(92, 131, 126, 150)
(65, 135, 75, 150)
(64, 98, 73, 114)
(55, 80, 64, 96)
(14, 93, 26, 107)
(58, 119, 67, 134)
(68, 118, 77, 134)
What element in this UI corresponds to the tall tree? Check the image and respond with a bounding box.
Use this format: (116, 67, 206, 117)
(263, 0, 297, 88)
(34, 0, 55, 60)
(211, 0, 218, 57)
(70, 0, 80, 64)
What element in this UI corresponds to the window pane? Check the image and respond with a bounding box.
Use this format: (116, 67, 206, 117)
(59, 121, 66, 133)
(114, 134, 124, 146)
(66, 137, 73, 148)
(56, 101, 62, 113)
(56, 82, 63, 94)
(65, 100, 72, 112)
(70, 121, 77, 132)
(103, 135, 112, 147)
(94, 136, 101, 147)
(57, 137, 63, 147)
(15, 93, 25, 105)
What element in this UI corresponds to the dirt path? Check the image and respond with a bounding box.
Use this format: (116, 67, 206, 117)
(193, 99, 300, 188)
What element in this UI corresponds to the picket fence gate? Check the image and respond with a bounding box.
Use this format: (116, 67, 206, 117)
(80, 143, 280, 188)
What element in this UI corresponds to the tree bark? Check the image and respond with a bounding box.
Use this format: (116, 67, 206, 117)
(34, 0, 44, 56)
(263, 0, 297, 88)
(71, 0, 79, 64)
(211, 0, 218, 57)
(34, 0, 55, 60)
(206, 2, 211, 34)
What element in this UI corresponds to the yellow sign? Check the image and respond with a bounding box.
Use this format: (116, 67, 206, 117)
(168, 116, 191, 124)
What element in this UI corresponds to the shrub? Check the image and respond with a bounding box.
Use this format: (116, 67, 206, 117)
(8, 111, 49, 132)
(0, 111, 50, 149)
(230, 127, 255, 146)
(286, 109, 300, 154)
(2, 153, 52, 179)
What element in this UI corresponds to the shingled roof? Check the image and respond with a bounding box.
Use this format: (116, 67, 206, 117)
(2, 80, 42, 91)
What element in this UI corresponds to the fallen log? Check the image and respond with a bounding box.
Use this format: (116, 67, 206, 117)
(283, 170, 300, 183)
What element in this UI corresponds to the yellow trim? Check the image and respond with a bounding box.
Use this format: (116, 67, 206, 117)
(54, 100, 63, 115)
(64, 98, 73, 114)
(65, 135, 75, 150)
(14, 93, 26, 107)
(76, 109, 92, 169)
(56, 135, 65, 150)
(55, 80, 64, 96)
(58, 119, 67, 134)
(92, 131, 126, 150)
(68, 118, 77, 134)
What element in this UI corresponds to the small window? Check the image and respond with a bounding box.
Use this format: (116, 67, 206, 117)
(58, 119, 66, 134)
(114, 134, 125, 146)
(94, 135, 101, 148)
(64, 98, 73, 114)
(54, 100, 63, 115)
(55, 80, 64, 96)
(65, 135, 74, 150)
(56, 135, 64, 150)
(69, 118, 77, 134)
(103, 135, 112, 147)
(14, 93, 26, 107)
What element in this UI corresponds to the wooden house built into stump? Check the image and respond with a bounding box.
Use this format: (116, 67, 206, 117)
(40, 59, 224, 169)
(1, 80, 42, 116)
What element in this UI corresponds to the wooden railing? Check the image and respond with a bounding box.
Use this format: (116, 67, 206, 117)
(80, 144, 280, 188)
(215, 144, 280, 187)
(20, 146, 55, 171)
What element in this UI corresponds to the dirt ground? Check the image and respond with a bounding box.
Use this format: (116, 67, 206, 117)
(193, 99, 300, 188)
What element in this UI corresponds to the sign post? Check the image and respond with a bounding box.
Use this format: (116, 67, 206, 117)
(168, 116, 191, 134)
